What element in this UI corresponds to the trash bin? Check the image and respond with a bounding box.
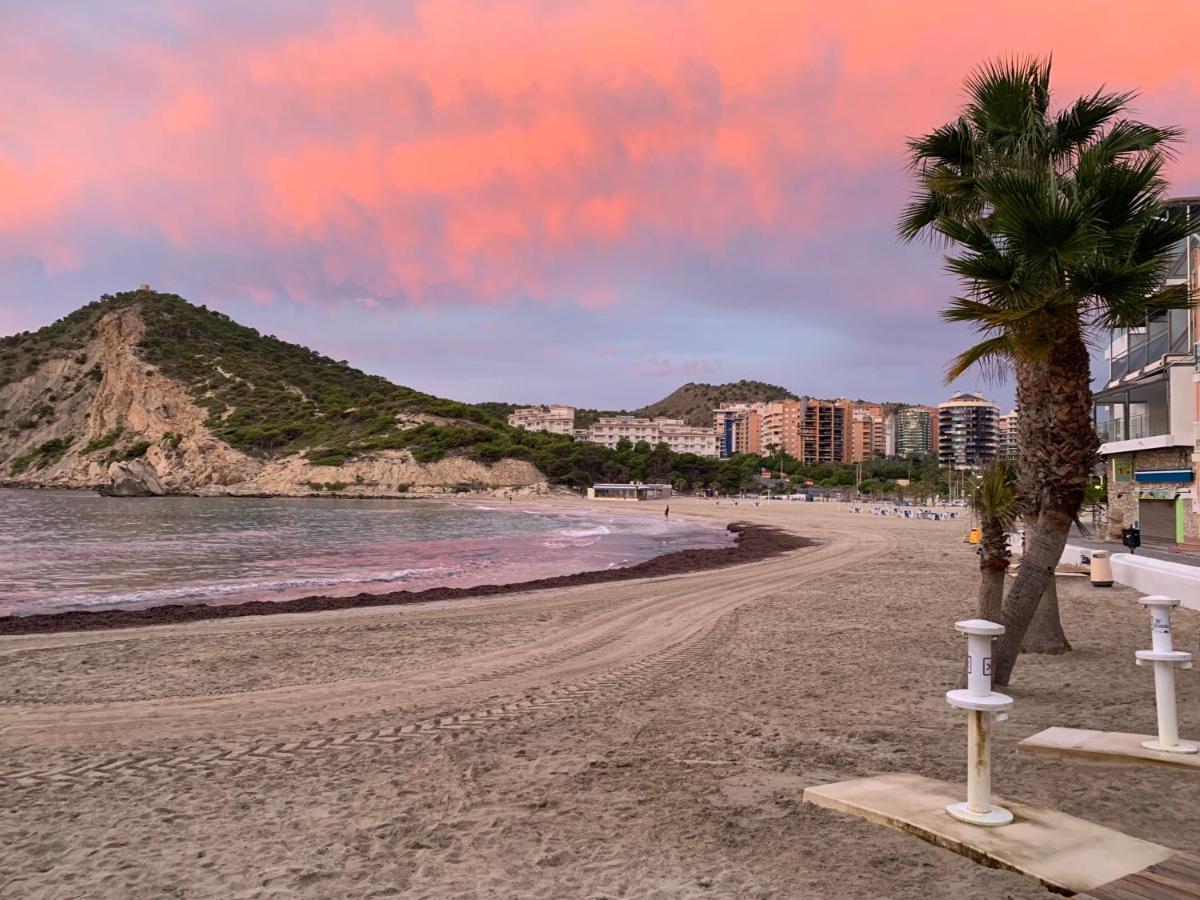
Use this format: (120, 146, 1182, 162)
(1090, 550, 1114, 587)
(1121, 526, 1141, 554)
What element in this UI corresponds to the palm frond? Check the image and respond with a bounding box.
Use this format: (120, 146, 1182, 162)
(963, 57, 1051, 152)
(897, 193, 942, 243)
(1091, 283, 1192, 329)
(944, 334, 1014, 383)
(1050, 88, 1136, 157)
(968, 460, 1019, 531)
(1084, 119, 1184, 164)
(905, 119, 977, 170)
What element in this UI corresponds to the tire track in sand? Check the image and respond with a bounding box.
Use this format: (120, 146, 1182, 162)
(0, 516, 894, 786)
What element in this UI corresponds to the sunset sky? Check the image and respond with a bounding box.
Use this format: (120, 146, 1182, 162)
(2, 1, 1198, 408)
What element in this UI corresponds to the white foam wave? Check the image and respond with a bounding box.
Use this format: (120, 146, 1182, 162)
(559, 525, 611, 538)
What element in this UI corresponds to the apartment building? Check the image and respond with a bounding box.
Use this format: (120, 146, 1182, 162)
(937, 392, 999, 470)
(997, 410, 1019, 462)
(712, 404, 766, 457)
(884, 414, 897, 457)
(847, 403, 886, 463)
(761, 398, 852, 463)
(578, 416, 720, 458)
(894, 405, 936, 457)
(1093, 197, 1200, 546)
(507, 405, 576, 435)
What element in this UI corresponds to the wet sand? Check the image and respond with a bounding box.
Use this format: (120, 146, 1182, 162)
(1, 498, 1197, 898)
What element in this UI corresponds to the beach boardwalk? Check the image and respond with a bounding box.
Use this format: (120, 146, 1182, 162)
(1080, 853, 1200, 899)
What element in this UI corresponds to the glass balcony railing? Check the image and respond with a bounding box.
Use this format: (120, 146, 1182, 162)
(1097, 415, 1152, 444)
(1097, 420, 1124, 443)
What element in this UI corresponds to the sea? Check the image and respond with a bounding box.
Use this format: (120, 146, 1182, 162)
(0, 489, 731, 616)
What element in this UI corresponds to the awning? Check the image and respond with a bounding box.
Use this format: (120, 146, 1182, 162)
(1134, 469, 1194, 483)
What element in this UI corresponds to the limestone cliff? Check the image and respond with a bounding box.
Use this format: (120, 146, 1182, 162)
(0, 295, 547, 496)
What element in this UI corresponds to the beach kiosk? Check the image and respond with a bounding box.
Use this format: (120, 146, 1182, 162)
(587, 483, 673, 501)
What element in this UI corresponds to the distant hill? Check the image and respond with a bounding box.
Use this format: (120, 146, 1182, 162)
(636, 381, 799, 426)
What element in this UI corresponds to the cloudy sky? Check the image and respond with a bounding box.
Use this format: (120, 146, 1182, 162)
(2, 2, 1198, 409)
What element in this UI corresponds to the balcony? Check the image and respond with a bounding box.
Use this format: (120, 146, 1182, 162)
(1107, 308, 1192, 383)
(1094, 362, 1197, 454)
(1096, 415, 1152, 444)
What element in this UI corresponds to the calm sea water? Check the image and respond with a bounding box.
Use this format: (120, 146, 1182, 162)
(0, 489, 730, 616)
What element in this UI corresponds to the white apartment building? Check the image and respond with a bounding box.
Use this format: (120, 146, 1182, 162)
(578, 416, 720, 458)
(997, 410, 1019, 462)
(507, 405, 576, 435)
(937, 392, 999, 470)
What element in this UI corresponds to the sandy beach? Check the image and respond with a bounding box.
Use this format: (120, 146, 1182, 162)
(2, 497, 1198, 899)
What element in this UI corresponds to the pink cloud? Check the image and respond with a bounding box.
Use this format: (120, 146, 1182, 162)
(1, 1, 1198, 310)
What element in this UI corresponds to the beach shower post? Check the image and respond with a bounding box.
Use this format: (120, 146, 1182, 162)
(1135, 596, 1197, 754)
(945, 619, 1013, 826)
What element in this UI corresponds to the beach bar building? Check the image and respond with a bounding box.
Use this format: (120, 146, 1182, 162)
(587, 483, 673, 501)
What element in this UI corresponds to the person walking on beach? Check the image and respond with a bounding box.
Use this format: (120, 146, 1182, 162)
(664, 505, 670, 520)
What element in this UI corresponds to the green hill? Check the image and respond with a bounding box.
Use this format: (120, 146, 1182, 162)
(636, 380, 800, 426)
(0, 289, 727, 491)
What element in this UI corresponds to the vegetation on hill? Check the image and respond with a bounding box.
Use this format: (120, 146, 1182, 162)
(1, 289, 500, 462)
(127, 291, 503, 456)
(636, 380, 800, 426)
(472, 401, 522, 421)
(0, 303, 104, 391)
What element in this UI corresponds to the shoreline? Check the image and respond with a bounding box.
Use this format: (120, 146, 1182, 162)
(0, 522, 813, 635)
(0, 483, 578, 502)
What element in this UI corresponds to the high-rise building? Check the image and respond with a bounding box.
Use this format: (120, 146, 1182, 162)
(847, 403, 886, 462)
(507, 405, 576, 434)
(1092, 196, 1200, 546)
(997, 411, 1019, 462)
(937, 392, 999, 470)
(895, 405, 935, 457)
(712, 404, 768, 458)
(713, 408, 740, 458)
(761, 398, 852, 463)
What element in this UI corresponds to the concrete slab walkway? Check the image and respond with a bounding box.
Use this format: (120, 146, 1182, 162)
(803, 772, 1174, 894)
(1019, 727, 1200, 772)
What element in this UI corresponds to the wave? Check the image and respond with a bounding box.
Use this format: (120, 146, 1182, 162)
(541, 523, 614, 548)
(558, 525, 611, 538)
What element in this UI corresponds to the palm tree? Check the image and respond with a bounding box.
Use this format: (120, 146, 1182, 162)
(900, 58, 1190, 684)
(967, 460, 1018, 622)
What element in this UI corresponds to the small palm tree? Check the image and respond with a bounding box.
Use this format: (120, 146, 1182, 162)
(900, 58, 1190, 684)
(967, 461, 1017, 622)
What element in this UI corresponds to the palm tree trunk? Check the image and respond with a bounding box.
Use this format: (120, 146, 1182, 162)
(994, 506, 1073, 682)
(992, 325, 1094, 685)
(1023, 577, 1071, 654)
(978, 563, 1006, 622)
